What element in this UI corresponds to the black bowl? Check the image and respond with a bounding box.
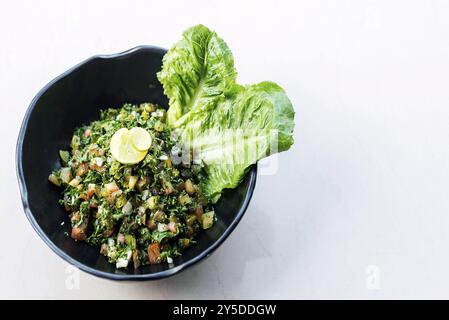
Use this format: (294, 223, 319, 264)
(16, 46, 257, 281)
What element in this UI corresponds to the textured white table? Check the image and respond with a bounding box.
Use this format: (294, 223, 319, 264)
(2, 0, 449, 299)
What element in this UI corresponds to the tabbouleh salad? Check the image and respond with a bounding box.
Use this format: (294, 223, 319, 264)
(48, 103, 215, 268)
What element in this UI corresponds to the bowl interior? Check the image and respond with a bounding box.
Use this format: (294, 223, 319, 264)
(17, 46, 256, 279)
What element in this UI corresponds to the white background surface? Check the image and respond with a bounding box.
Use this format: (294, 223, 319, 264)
(1, 0, 449, 299)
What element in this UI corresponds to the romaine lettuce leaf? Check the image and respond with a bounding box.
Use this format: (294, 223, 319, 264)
(158, 25, 295, 202)
(157, 24, 237, 126)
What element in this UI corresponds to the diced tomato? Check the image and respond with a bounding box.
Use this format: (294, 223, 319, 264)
(71, 226, 87, 241)
(148, 243, 161, 264)
(168, 221, 177, 233)
(84, 129, 92, 137)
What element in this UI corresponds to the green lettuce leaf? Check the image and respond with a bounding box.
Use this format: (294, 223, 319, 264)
(158, 25, 295, 202)
(157, 24, 237, 126)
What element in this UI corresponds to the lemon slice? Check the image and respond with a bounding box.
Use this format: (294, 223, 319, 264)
(110, 128, 147, 164)
(129, 127, 152, 151)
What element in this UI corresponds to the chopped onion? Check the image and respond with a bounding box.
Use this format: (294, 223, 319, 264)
(94, 157, 104, 167)
(107, 238, 115, 247)
(142, 190, 150, 200)
(60, 167, 72, 184)
(122, 201, 133, 215)
(116, 250, 132, 268)
(116, 258, 128, 268)
(137, 206, 146, 215)
(151, 110, 164, 118)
